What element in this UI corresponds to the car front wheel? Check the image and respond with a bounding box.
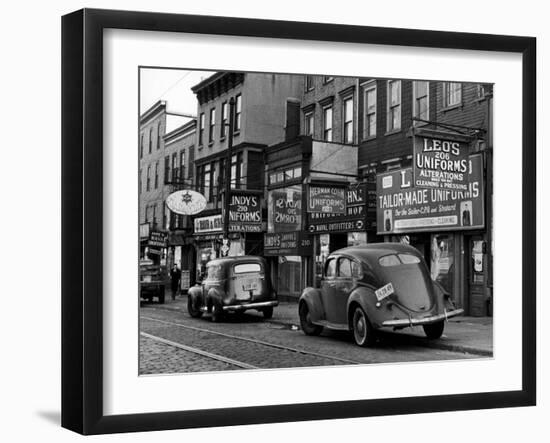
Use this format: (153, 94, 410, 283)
(352, 306, 376, 347)
(299, 302, 322, 336)
(423, 320, 445, 339)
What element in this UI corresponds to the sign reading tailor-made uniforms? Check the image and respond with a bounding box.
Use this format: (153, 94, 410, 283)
(307, 185, 346, 214)
(377, 154, 484, 234)
(268, 185, 302, 233)
(413, 136, 469, 191)
(264, 231, 312, 256)
(307, 183, 375, 233)
(228, 191, 262, 233)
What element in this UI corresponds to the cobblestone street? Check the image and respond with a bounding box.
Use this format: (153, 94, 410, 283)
(139, 296, 489, 375)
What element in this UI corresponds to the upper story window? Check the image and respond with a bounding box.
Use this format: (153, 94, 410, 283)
(154, 161, 159, 189)
(269, 166, 302, 185)
(139, 168, 142, 194)
(235, 95, 242, 132)
(164, 156, 170, 185)
(230, 153, 244, 189)
(199, 113, 205, 145)
(323, 76, 334, 84)
(172, 153, 178, 181)
(305, 75, 315, 91)
(387, 80, 401, 132)
(323, 106, 333, 142)
(157, 122, 161, 149)
(140, 134, 144, 158)
(148, 128, 153, 153)
(362, 82, 377, 139)
(146, 165, 151, 191)
(443, 82, 462, 107)
(413, 81, 429, 123)
(343, 96, 354, 144)
(208, 108, 216, 143)
(304, 111, 314, 137)
(221, 102, 228, 138)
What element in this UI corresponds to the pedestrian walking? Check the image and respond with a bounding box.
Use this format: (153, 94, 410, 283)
(170, 264, 181, 300)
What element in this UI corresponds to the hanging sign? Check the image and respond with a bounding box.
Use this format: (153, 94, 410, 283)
(413, 136, 469, 191)
(228, 191, 262, 233)
(166, 190, 207, 215)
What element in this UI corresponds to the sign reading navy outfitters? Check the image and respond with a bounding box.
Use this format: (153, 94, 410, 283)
(377, 154, 484, 234)
(228, 192, 262, 233)
(307, 183, 375, 233)
(148, 231, 168, 248)
(413, 136, 469, 191)
(307, 185, 346, 214)
(264, 231, 312, 256)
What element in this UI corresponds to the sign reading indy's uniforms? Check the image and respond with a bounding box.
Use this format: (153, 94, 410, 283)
(228, 191, 262, 233)
(377, 154, 484, 234)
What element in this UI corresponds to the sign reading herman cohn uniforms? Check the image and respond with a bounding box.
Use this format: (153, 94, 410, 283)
(377, 154, 484, 234)
(413, 136, 469, 191)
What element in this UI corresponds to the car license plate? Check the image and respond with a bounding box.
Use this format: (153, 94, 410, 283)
(242, 279, 259, 292)
(375, 282, 394, 301)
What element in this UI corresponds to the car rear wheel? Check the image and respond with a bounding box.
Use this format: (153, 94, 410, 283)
(210, 300, 224, 323)
(423, 320, 445, 339)
(187, 296, 203, 318)
(352, 306, 376, 347)
(299, 302, 322, 336)
(262, 306, 274, 319)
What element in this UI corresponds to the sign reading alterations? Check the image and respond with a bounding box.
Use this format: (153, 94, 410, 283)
(413, 136, 469, 191)
(377, 154, 484, 234)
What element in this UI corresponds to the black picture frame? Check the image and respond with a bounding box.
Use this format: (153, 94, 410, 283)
(61, 8, 536, 435)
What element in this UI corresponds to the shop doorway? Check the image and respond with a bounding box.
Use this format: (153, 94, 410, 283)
(466, 235, 490, 317)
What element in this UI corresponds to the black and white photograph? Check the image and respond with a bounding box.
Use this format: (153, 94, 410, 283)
(138, 69, 494, 375)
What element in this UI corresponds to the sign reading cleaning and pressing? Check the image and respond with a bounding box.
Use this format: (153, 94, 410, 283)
(228, 191, 262, 233)
(307, 185, 346, 214)
(413, 136, 469, 191)
(377, 154, 484, 234)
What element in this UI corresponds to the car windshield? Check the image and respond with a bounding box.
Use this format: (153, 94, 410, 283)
(379, 253, 420, 267)
(234, 263, 262, 274)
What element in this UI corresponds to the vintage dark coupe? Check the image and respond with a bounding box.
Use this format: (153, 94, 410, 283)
(187, 256, 278, 322)
(299, 243, 463, 347)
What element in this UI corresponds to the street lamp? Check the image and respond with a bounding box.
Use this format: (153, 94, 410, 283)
(221, 97, 236, 256)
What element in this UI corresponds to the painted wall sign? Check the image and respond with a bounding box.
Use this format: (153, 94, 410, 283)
(228, 191, 262, 233)
(267, 185, 302, 233)
(264, 231, 312, 256)
(194, 214, 222, 234)
(307, 185, 346, 214)
(413, 136, 469, 191)
(148, 231, 168, 248)
(166, 190, 207, 215)
(377, 154, 484, 234)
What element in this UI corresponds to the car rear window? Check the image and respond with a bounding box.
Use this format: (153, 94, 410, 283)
(234, 263, 262, 274)
(379, 253, 420, 267)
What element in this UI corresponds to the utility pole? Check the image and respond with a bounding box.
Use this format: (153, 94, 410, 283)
(221, 97, 235, 256)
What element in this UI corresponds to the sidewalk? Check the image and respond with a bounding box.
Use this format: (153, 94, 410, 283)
(159, 294, 493, 357)
(271, 301, 493, 357)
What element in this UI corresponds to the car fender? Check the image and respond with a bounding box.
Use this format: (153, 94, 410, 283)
(206, 287, 225, 308)
(347, 285, 384, 329)
(299, 287, 324, 323)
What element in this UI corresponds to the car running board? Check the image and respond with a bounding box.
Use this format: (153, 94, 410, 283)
(312, 320, 349, 331)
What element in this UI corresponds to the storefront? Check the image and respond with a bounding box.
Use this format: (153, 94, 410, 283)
(376, 149, 491, 316)
(306, 182, 377, 285)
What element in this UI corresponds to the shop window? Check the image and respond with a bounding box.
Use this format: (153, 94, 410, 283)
(430, 234, 454, 294)
(387, 80, 401, 132)
(413, 80, 429, 123)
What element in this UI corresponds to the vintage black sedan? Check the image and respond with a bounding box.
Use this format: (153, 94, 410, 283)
(299, 243, 463, 346)
(187, 256, 278, 322)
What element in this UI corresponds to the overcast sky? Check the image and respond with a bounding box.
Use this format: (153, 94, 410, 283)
(139, 68, 214, 116)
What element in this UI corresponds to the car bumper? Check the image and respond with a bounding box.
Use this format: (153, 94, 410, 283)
(381, 308, 464, 327)
(222, 300, 279, 311)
